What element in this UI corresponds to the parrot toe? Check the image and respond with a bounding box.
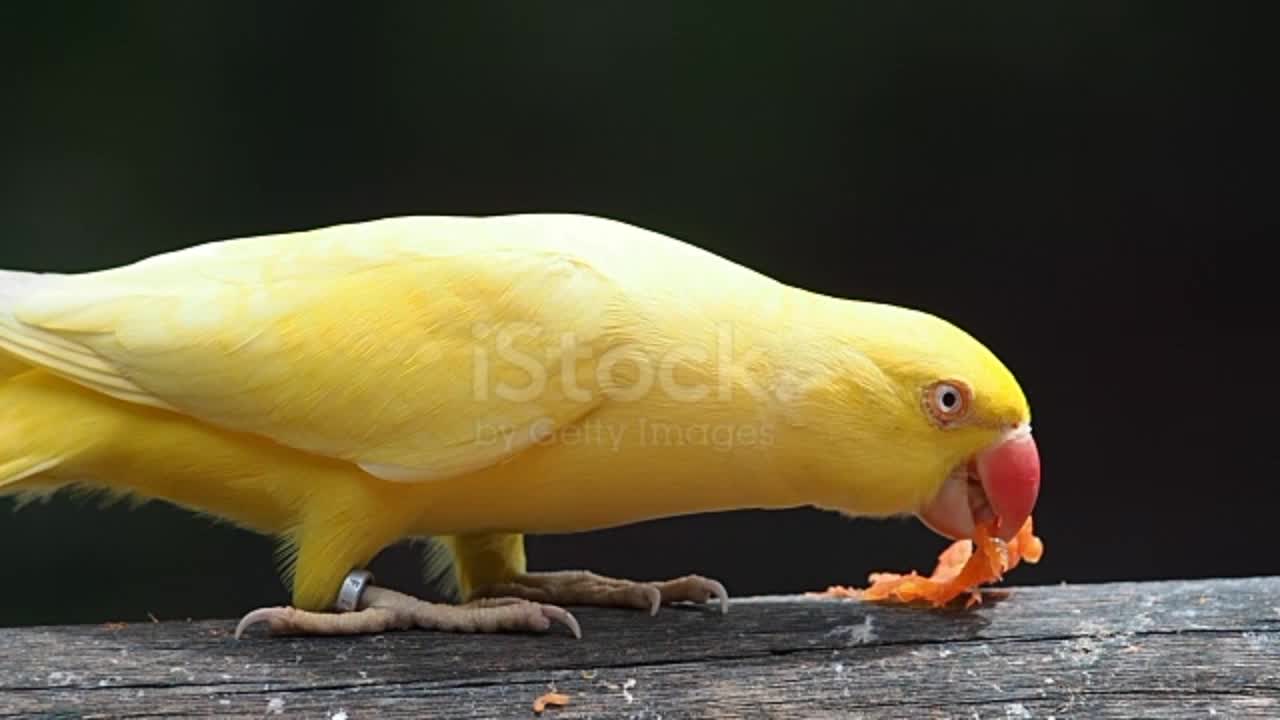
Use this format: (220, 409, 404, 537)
(470, 570, 729, 616)
(458, 596, 583, 638)
(650, 574, 730, 615)
(233, 586, 581, 639)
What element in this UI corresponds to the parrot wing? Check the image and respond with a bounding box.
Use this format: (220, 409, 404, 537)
(0, 353, 27, 379)
(0, 219, 618, 481)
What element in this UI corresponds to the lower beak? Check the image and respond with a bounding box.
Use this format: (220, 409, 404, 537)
(917, 426, 1041, 542)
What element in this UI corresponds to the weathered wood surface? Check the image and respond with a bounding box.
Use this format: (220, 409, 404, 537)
(1, 577, 1276, 719)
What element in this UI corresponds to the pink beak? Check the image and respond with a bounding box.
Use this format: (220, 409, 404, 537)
(917, 427, 1041, 542)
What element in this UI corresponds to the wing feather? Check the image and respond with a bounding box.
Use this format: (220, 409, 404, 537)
(0, 217, 619, 481)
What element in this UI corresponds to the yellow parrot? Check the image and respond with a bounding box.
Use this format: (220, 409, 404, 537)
(0, 214, 1039, 638)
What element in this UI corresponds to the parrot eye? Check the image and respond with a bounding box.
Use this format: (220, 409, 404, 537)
(925, 380, 971, 425)
(938, 387, 960, 410)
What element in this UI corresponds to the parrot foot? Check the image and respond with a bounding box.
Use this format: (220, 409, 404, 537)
(234, 586, 581, 639)
(470, 570, 729, 616)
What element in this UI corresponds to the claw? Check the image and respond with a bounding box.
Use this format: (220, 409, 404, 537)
(706, 578, 730, 614)
(234, 606, 290, 639)
(654, 574, 730, 614)
(541, 604, 582, 639)
(644, 585, 662, 616)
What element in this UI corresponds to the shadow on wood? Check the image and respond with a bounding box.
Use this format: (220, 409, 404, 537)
(2, 577, 1277, 718)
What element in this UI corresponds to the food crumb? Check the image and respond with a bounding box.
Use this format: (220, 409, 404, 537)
(533, 691, 570, 714)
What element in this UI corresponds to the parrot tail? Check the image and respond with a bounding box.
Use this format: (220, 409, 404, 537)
(0, 353, 28, 380)
(0, 269, 44, 308)
(0, 272, 50, 487)
(0, 274, 69, 498)
(0, 371, 79, 501)
(0, 270, 45, 379)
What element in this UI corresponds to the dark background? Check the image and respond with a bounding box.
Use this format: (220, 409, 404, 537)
(0, 3, 1260, 626)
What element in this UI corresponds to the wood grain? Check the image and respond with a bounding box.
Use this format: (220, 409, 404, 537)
(2, 577, 1276, 718)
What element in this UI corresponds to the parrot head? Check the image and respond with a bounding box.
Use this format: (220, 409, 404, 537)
(794, 298, 1040, 542)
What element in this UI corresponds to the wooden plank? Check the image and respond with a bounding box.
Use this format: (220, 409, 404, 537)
(1, 577, 1276, 719)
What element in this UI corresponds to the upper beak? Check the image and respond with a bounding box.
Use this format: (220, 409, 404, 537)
(917, 425, 1041, 542)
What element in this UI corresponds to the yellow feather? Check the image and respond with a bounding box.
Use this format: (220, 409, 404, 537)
(0, 213, 1032, 610)
(0, 351, 29, 379)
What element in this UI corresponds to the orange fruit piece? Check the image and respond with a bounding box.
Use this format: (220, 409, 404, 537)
(533, 692, 571, 714)
(813, 516, 1043, 607)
